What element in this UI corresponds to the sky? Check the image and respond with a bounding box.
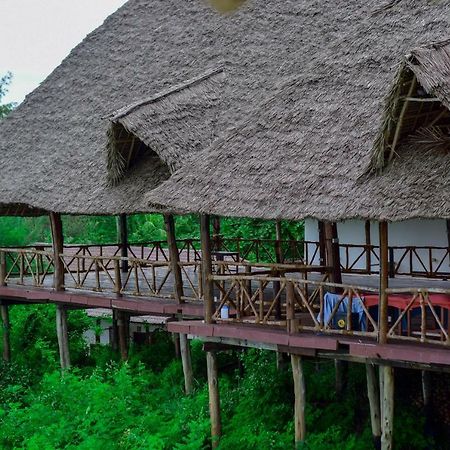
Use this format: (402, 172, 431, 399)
(0, 0, 128, 104)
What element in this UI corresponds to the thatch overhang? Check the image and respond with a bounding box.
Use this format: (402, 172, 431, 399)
(0, 0, 449, 217)
(146, 39, 450, 222)
(106, 68, 224, 186)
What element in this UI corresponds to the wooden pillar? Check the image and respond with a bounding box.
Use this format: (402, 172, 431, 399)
(49, 212, 64, 291)
(366, 363, 381, 449)
(118, 310, 129, 361)
(1, 302, 11, 363)
(324, 222, 342, 286)
(274, 220, 283, 320)
(111, 310, 119, 351)
(56, 304, 70, 369)
(365, 221, 372, 273)
(206, 351, 221, 448)
(318, 221, 326, 266)
(200, 215, 214, 324)
(212, 216, 221, 252)
(172, 333, 181, 359)
(117, 214, 129, 273)
(164, 214, 184, 303)
(379, 221, 389, 344)
(291, 354, 306, 446)
(380, 365, 394, 450)
(180, 333, 194, 395)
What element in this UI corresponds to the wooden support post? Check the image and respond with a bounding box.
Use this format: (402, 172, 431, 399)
(324, 221, 342, 287)
(117, 214, 129, 273)
(379, 222, 389, 344)
(206, 351, 221, 448)
(366, 363, 381, 449)
(318, 221, 326, 266)
(180, 333, 193, 395)
(365, 221, 372, 273)
(1, 302, 11, 363)
(380, 365, 394, 450)
(291, 354, 306, 446)
(335, 359, 348, 398)
(117, 310, 129, 361)
(274, 220, 283, 320)
(49, 212, 64, 291)
(164, 214, 184, 303)
(173, 333, 181, 359)
(200, 215, 214, 324)
(212, 216, 221, 252)
(0, 251, 6, 286)
(56, 304, 70, 370)
(111, 310, 119, 351)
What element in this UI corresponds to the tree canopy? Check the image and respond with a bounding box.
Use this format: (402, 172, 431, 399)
(0, 72, 16, 119)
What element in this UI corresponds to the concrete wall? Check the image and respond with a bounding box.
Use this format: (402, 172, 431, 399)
(305, 218, 450, 275)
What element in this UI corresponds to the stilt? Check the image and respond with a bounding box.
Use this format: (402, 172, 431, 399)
(117, 214, 129, 273)
(379, 222, 389, 344)
(380, 365, 394, 450)
(335, 359, 348, 398)
(291, 354, 306, 446)
(173, 332, 181, 359)
(56, 304, 70, 370)
(200, 215, 214, 324)
(1, 302, 11, 363)
(111, 309, 119, 351)
(366, 363, 381, 449)
(422, 370, 433, 439)
(180, 333, 193, 395)
(206, 351, 221, 448)
(164, 214, 184, 303)
(49, 212, 65, 291)
(118, 311, 129, 361)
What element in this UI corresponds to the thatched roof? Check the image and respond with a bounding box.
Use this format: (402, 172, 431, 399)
(106, 68, 224, 185)
(146, 9, 450, 222)
(0, 0, 449, 220)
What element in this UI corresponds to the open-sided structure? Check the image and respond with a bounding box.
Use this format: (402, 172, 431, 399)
(1, 1, 450, 449)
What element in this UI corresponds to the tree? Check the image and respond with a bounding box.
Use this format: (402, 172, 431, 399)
(0, 72, 16, 119)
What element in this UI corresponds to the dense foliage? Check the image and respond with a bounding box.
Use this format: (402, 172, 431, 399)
(0, 72, 16, 119)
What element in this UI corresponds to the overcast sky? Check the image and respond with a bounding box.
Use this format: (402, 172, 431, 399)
(0, 0, 128, 104)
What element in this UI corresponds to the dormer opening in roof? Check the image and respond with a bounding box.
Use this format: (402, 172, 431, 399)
(105, 68, 225, 186)
(370, 39, 450, 173)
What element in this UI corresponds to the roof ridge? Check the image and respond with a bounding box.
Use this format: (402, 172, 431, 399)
(109, 66, 225, 121)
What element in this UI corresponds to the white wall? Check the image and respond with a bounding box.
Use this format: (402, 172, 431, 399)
(305, 218, 450, 275)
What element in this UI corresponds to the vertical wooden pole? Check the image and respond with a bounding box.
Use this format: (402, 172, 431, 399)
(0, 251, 6, 286)
(1, 302, 11, 363)
(56, 304, 70, 369)
(291, 354, 306, 446)
(380, 365, 394, 450)
(324, 222, 342, 286)
(365, 221, 372, 273)
(180, 333, 193, 395)
(206, 350, 221, 448)
(212, 216, 221, 252)
(164, 214, 184, 303)
(118, 310, 128, 361)
(318, 221, 326, 267)
(200, 215, 214, 324)
(274, 220, 283, 320)
(117, 214, 129, 273)
(111, 310, 119, 351)
(49, 212, 64, 291)
(379, 221, 389, 344)
(366, 363, 381, 449)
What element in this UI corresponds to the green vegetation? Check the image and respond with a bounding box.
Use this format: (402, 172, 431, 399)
(0, 215, 438, 449)
(0, 72, 16, 119)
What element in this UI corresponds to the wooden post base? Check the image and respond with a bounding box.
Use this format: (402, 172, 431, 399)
(206, 351, 221, 448)
(380, 365, 394, 450)
(180, 333, 193, 395)
(56, 304, 70, 370)
(291, 354, 306, 446)
(366, 363, 381, 449)
(1, 302, 11, 363)
(118, 311, 129, 361)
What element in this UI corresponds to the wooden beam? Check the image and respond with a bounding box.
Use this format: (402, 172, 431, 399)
(291, 354, 306, 446)
(180, 333, 194, 395)
(200, 215, 214, 324)
(379, 222, 389, 344)
(324, 222, 342, 287)
(1, 302, 11, 362)
(380, 365, 394, 450)
(56, 304, 70, 369)
(206, 351, 221, 448)
(49, 212, 64, 291)
(117, 214, 129, 273)
(318, 221, 326, 266)
(164, 214, 184, 303)
(366, 363, 381, 449)
(274, 220, 283, 319)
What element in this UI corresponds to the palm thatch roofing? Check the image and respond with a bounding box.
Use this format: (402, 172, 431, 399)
(0, 0, 450, 220)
